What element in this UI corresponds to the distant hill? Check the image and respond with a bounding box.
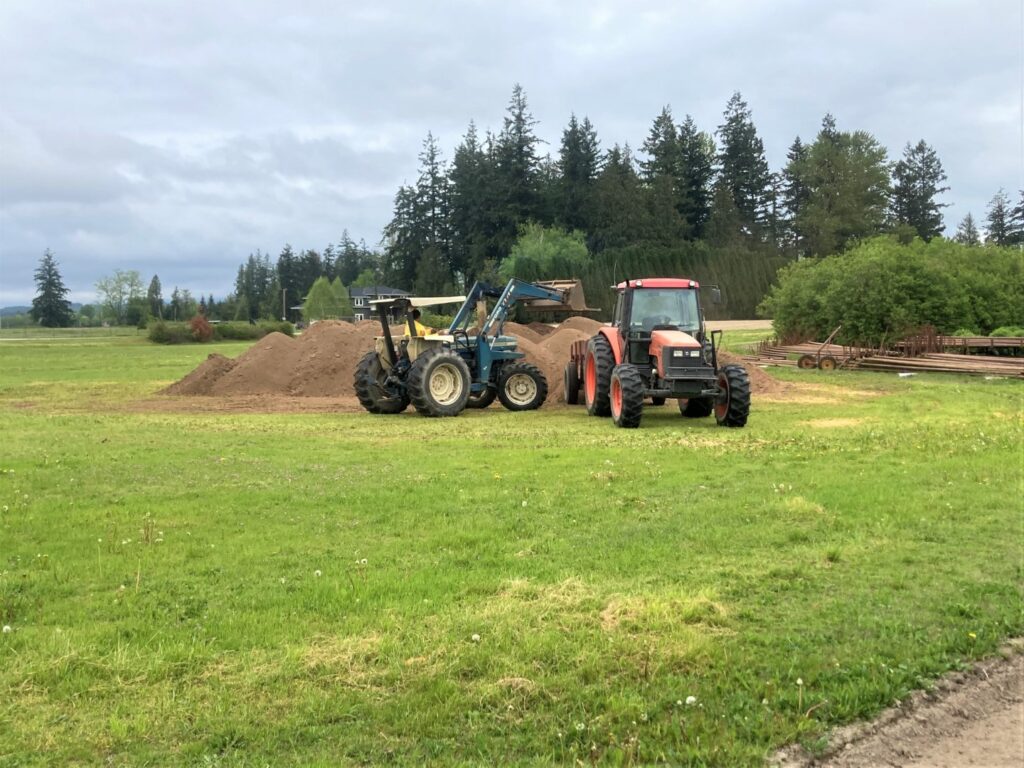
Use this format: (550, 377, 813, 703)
(1, 303, 83, 317)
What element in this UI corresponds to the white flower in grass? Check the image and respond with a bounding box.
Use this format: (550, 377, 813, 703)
(685, 695, 697, 706)
(796, 678, 803, 687)
(2, 625, 11, 634)
(471, 633, 481, 643)
(575, 722, 585, 732)
(314, 569, 322, 578)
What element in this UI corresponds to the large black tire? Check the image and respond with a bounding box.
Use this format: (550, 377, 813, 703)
(497, 362, 548, 411)
(584, 334, 614, 417)
(714, 364, 751, 428)
(407, 348, 471, 417)
(466, 387, 497, 409)
(563, 362, 581, 405)
(678, 397, 713, 418)
(354, 350, 409, 414)
(610, 364, 644, 428)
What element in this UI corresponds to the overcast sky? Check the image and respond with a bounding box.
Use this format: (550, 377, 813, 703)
(0, 0, 1020, 306)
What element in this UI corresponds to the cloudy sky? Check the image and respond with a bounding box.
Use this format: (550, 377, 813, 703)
(0, 0, 1020, 306)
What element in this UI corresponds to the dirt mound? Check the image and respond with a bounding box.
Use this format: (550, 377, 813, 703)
(503, 322, 545, 345)
(161, 354, 236, 395)
(717, 349, 789, 396)
(514, 337, 562, 402)
(210, 332, 303, 396)
(558, 316, 605, 335)
(528, 322, 554, 337)
(289, 322, 363, 397)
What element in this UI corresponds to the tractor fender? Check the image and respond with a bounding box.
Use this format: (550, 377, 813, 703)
(598, 326, 626, 365)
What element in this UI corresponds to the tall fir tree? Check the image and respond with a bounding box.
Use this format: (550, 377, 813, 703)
(891, 140, 949, 240)
(556, 114, 600, 233)
(954, 213, 981, 245)
(447, 121, 494, 287)
(492, 84, 543, 259)
(985, 189, 1012, 245)
(146, 275, 164, 319)
(715, 92, 772, 232)
(1009, 190, 1024, 246)
(676, 115, 715, 238)
(780, 136, 811, 250)
(30, 249, 74, 327)
(589, 144, 651, 251)
(641, 106, 688, 241)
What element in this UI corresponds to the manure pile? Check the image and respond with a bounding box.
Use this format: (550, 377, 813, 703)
(162, 318, 606, 402)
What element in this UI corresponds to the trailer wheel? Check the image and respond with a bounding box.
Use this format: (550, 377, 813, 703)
(818, 355, 838, 371)
(678, 397, 713, 418)
(466, 387, 497, 409)
(498, 362, 548, 411)
(354, 350, 409, 414)
(797, 354, 817, 369)
(714, 364, 751, 428)
(563, 362, 581, 405)
(584, 334, 614, 417)
(407, 348, 471, 417)
(610, 364, 644, 428)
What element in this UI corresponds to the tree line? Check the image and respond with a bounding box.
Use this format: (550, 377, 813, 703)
(25, 84, 1024, 328)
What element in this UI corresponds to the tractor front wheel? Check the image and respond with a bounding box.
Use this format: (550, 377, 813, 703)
(563, 362, 581, 405)
(354, 350, 409, 414)
(584, 334, 614, 417)
(498, 362, 548, 411)
(407, 348, 471, 417)
(466, 387, 497, 409)
(678, 397, 713, 418)
(714, 364, 751, 428)
(610, 364, 644, 428)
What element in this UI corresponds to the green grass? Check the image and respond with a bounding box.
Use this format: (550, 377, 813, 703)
(1, 338, 1021, 766)
(0, 325, 145, 340)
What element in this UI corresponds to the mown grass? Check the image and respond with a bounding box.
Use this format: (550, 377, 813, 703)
(0, 338, 1021, 766)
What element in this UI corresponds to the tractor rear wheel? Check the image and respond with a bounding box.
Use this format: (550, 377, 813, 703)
(714, 364, 751, 428)
(563, 362, 581, 405)
(407, 348, 471, 417)
(498, 362, 548, 411)
(466, 387, 497, 409)
(354, 350, 409, 414)
(610, 364, 644, 428)
(584, 334, 614, 417)
(678, 397, 713, 418)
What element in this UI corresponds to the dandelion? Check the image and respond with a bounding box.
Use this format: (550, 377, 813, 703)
(2, 625, 11, 634)
(314, 569, 322, 578)
(796, 678, 803, 686)
(640, 712, 648, 722)
(359, 558, 368, 565)
(762, 698, 769, 705)
(575, 722, 585, 732)
(2, 506, 7, 513)
(279, 577, 286, 584)
(685, 695, 697, 706)
(676, 700, 683, 706)
(471, 633, 481, 643)
(521, 500, 528, 508)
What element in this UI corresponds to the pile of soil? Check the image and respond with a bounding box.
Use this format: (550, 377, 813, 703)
(162, 317, 785, 402)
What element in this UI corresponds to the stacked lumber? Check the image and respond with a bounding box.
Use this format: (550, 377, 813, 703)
(935, 336, 1024, 352)
(854, 353, 1024, 378)
(746, 341, 868, 367)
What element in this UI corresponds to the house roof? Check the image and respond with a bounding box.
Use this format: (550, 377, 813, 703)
(349, 285, 410, 298)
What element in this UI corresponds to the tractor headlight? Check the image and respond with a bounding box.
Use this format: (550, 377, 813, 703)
(672, 349, 684, 358)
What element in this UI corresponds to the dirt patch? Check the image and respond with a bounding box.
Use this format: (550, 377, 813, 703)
(805, 418, 866, 429)
(771, 642, 1024, 768)
(160, 353, 236, 395)
(717, 350, 791, 397)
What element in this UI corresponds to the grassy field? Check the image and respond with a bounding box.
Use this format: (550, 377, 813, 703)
(0, 336, 1021, 766)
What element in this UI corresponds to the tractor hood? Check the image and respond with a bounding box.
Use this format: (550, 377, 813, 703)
(649, 329, 701, 358)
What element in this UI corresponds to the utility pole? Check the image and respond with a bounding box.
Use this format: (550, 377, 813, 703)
(281, 288, 286, 322)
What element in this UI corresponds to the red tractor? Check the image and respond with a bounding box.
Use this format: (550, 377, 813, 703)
(564, 278, 750, 429)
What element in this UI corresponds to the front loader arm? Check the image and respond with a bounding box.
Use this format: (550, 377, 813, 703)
(480, 279, 566, 338)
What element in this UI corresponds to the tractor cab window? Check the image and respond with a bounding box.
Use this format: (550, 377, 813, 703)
(629, 289, 699, 333)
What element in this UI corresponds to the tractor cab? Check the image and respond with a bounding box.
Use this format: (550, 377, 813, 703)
(613, 278, 716, 368)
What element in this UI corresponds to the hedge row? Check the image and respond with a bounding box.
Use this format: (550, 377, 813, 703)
(148, 320, 295, 344)
(758, 237, 1023, 345)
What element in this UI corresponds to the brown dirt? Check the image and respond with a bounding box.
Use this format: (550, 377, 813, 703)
(717, 349, 791, 396)
(771, 643, 1024, 768)
(159, 318, 791, 406)
(527, 322, 555, 337)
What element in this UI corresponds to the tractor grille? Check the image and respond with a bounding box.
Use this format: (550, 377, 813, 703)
(662, 349, 709, 378)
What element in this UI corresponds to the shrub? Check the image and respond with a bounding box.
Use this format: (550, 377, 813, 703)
(190, 315, 214, 342)
(990, 326, 1024, 337)
(149, 319, 295, 344)
(759, 237, 1024, 345)
(147, 321, 190, 344)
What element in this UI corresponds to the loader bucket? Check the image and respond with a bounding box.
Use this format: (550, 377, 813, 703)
(521, 279, 599, 313)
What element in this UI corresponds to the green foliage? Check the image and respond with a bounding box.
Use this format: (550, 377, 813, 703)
(990, 326, 1024, 337)
(760, 237, 1024, 343)
(498, 224, 590, 282)
(891, 140, 949, 240)
(149, 321, 294, 344)
(30, 249, 74, 328)
(95, 269, 144, 324)
(302, 276, 346, 321)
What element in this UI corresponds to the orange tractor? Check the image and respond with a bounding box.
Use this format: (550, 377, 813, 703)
(563, 278, 750, 429)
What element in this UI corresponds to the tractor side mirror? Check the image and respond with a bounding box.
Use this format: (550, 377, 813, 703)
(710, 287, 722, 305)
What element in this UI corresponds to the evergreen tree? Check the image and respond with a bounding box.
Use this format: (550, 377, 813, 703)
(676, 115, 715, 238)
(891, 140, 949, 240)
(416, 132, 450, 252)
(146, 275, 164, 319)
(448, 121, 493, 287)
(413, 245, 456, 296)
(780, 136, 811, 249)
(640, 107, 680, 182)
(985, 189, 1012, 245)
(492, 84, 543, 259)
(589, 144, 651, 251)
(556, 114, 600, 232)
(954, 213, 981, 245)
(716, 92, 772, 231)
(1010, 190, 1024, 246)
(795, 116, 891, 255)
(276, 245, 304, 321)
(641, 106, 688, 241)
(30, 249, 73, 327)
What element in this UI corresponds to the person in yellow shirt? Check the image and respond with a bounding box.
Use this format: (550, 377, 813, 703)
(405, 309, 434, 337)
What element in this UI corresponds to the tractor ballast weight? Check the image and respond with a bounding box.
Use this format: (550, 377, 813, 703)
(354, 278, 591, 418)
(563, 277, 750, 429)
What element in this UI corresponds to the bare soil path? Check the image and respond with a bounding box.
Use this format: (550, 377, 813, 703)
(772, 643, 1023, 768)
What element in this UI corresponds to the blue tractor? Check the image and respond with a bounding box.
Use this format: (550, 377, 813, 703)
(353, 279, 592, 417)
